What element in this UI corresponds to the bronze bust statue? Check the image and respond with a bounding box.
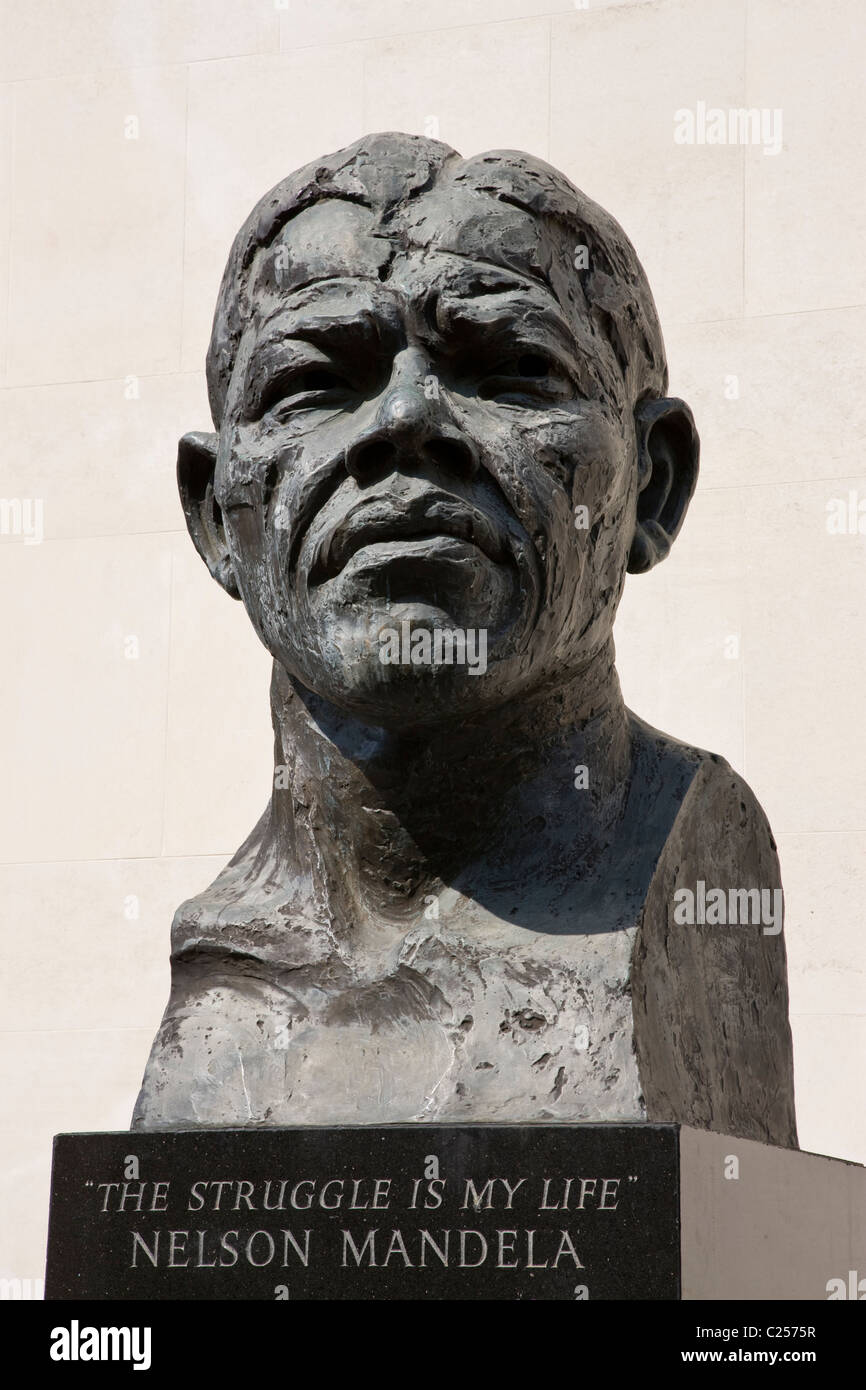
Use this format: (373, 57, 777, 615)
(134, 133, 797, 1147)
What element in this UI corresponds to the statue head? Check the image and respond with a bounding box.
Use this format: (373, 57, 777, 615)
(179, 132, 698, 729)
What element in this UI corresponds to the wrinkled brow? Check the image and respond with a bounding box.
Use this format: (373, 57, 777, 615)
(250, 285, 404, 353)
(438, 291, 578, 346)
(246, 266, 582, 358)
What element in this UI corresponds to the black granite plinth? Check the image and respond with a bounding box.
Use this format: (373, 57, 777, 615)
(45, 1124, 679, 1300)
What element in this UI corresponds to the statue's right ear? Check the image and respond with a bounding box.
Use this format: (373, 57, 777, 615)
(176, 431, 241, 600)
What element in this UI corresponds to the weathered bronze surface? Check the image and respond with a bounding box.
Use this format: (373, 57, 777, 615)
(134, 133, 797, 1146)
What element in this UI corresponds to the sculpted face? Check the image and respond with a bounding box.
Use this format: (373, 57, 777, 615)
(182, 160, 697, 729)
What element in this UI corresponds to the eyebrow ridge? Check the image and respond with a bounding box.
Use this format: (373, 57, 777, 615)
(441, 299, 579, 352)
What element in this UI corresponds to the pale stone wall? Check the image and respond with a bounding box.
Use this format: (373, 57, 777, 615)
(1, 0, 863, 1285)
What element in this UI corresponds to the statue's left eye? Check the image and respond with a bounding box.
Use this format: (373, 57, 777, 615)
(477, 352, 565, 401)
(487, 353, 555, 380)
(511, 353, 552, 377)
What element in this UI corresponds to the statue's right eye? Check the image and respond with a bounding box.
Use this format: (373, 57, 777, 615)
(288, 369, 350, 393)
(248, 364, 358, 417)
(256, 367, 353, 418)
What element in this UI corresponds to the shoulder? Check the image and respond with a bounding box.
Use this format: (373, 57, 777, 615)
(627, 714, 796, 1147)
(167, 806, 332, 969)
(626, 710, 778, 867)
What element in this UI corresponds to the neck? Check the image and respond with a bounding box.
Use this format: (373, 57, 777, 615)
(261, 643, 632, 927)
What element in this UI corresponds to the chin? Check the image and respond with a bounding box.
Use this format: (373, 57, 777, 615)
(298, 650, 519, 730)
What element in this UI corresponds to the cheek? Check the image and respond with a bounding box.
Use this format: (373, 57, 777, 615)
(473, 406, 633, 576)
(568, 436, 635, 623)
(218, 428, 309, 586)
(527, 418, 635, 656)
(216, 457, 290, 652)
(220, 408, 353, 501)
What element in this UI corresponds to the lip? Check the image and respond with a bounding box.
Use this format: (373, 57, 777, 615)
(310, 495, 509, 585)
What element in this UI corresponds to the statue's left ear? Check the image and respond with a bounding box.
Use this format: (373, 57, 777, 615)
(176, 431, 241, 600)
(628, 397, 700, 574)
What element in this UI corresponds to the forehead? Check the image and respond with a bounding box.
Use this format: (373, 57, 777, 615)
(251, 189, 578, 329)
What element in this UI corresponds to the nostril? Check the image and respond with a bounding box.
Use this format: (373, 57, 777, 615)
(346, 438, 397, 480)
(425, 437, 478, 477)
(346, 429, 478, 483)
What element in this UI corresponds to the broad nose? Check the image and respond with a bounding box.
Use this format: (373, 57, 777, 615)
(345, 352, 478, 484)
